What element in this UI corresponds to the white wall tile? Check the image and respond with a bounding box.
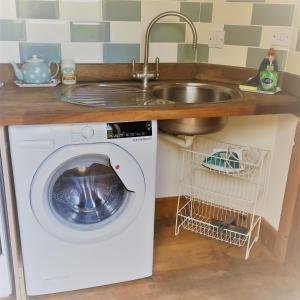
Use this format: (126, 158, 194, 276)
(292, 2, 300, 28)
(26, 20, 70, 43)
(188, 22, 224, 45)
(286, 15, 300, 74)
(260, 26, 292, 50)
(141, 1, 180, 23)
(0, 42, 20, 63)
(60, 0, 101, 21)
(110, 22, 142, 43)
(212, 2, 253, 26)
(209, 45, 248, 67)
(0, 0, 16, 19)
(286, 50, 300, 75)
(61, 42, 102, 63)
(145, 43, 178, 63)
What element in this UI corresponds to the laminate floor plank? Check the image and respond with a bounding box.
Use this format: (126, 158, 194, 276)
(32, 219, 300, 300)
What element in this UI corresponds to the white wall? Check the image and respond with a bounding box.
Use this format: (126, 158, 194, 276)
(265, 115, 298, 228)
(156, 135, 182, 198)
(286, 1, 300, 75)
(156, 114, 299, 229)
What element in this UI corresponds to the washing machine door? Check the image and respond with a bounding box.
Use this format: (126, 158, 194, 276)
(30, 143, 145, 244)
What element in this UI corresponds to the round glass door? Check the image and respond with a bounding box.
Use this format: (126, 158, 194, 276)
(48, 155, 130, 230)
(30, 142, 145, 243)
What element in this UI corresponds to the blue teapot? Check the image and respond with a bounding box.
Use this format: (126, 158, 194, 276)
(11, 55, 59, 84)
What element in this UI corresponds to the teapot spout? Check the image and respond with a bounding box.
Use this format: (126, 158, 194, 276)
(10, 61, 23, 81)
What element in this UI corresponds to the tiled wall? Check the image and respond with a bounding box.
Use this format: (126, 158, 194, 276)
(286, 2, 300, 75)
(0, 0, 297, 71)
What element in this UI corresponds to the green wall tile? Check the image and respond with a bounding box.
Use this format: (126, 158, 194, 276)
(251, 4, 294, 26)
(102, 0, 141, 21)
(150, 23, 186, 43)
(296, 30, 300, 52)
(224, 25, 262, 47)
(71, 22, 110, 43)
(19, 43, 61, 63)
(177, 44, 196, 62)
(103, 43, 140, 63)
(177, 44, 208, 63)
(200, 3, 213, 23)
(246, 48, 288, 70)
(180, 2, 200, 22)
(197, 44, 209, 62)
(16, 0, 59, 19)
(0, 20, 26, 41)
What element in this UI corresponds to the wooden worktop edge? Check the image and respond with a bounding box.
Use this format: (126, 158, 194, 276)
(0, 63, 299, 126)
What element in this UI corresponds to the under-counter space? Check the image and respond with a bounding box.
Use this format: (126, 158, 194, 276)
(0, 80, 299, 126)
(30, 218, 300, 300)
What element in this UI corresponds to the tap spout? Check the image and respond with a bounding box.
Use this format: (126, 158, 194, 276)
(132, 11, 198, 90)
(144, 11, 198, 67)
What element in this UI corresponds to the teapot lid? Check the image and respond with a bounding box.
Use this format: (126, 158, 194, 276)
(26, 55, 44, 63)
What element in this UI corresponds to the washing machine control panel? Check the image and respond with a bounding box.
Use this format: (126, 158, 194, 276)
(107, 121, 152, 139)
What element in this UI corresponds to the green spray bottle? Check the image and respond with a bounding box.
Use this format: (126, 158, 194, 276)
(259, 48, 278, 92)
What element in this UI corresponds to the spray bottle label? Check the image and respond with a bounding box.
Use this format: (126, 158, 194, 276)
(260, 70, 278, 92)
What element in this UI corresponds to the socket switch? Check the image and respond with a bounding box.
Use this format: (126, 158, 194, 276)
(208, 30, 225, 49)
(271, 28, 291, 47)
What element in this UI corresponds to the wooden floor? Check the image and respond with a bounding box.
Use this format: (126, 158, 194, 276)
(32, 218, 300, 300)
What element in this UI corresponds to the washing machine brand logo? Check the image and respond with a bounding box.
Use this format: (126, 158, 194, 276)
(132, 137, 152, 142)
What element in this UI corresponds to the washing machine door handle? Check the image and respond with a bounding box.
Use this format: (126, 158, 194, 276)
(107, 151, 145, 192)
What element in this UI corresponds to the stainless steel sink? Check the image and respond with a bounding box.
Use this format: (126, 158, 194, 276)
(151, 82, 239, 104)
(54, 82, 173, 107)
(54, 81, 240, 136)
(151, 83, 240, 135)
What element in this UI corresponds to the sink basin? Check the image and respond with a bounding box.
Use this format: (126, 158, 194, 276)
(54, 82, 173, 107)
(151, 83, 240, 135)
(54, 81, 240, 136)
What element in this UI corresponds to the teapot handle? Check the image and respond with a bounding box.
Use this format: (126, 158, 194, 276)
(48, 60, 60, 79)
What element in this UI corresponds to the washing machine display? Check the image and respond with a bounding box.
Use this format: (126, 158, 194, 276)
(49, 154, 130, 227)
(107, 121, 152, 139)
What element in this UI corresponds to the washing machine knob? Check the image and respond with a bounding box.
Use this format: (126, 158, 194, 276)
(81, 126, 94, 139)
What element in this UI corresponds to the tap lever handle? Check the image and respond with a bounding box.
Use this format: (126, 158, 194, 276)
(132, 58, 137, 79)
(155, 57, 160, 80)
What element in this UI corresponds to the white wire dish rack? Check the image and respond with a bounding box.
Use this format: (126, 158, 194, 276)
(175, 137, 270, 259)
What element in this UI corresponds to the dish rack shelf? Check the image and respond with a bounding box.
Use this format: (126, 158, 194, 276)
(175, 137, 270, 259)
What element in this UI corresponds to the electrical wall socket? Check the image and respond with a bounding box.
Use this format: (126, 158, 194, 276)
(271, 28, 291, 47)
(208, 30, 225, 49)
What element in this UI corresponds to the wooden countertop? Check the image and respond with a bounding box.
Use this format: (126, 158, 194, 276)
(0, 80, 299, 126)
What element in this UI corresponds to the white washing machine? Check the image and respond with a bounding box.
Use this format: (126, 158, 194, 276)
(9, 121, 157, 296)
